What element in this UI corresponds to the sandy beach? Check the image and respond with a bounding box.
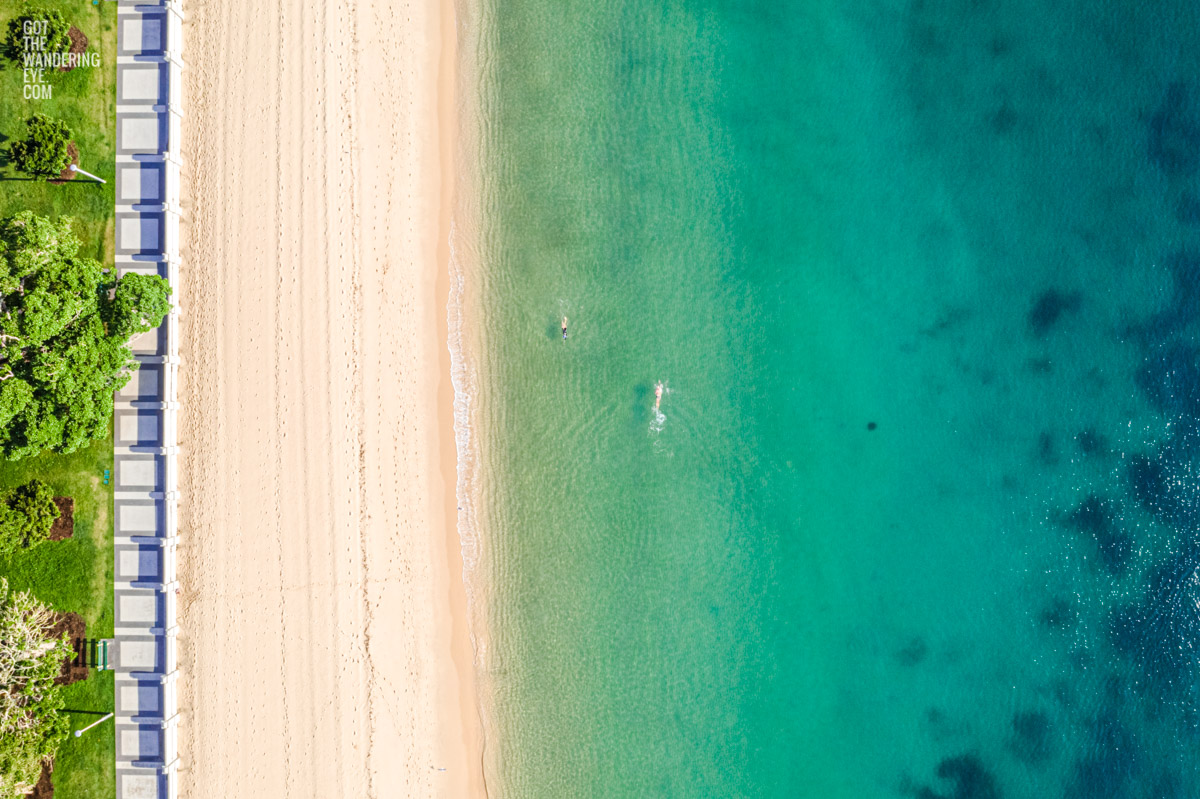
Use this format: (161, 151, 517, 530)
(176, 0, 483, 796)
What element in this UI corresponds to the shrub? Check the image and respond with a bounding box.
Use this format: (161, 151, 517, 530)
(1, 8, 71, 65)
(0, 479, 59, 557)
(8, 114, 73, 178)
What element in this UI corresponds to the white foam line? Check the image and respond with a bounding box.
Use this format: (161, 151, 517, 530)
(446, 224, 486, 656)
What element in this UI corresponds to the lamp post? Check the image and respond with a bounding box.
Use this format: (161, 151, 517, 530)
(68, 164, 106, 184)
(74, 712, 114, 738)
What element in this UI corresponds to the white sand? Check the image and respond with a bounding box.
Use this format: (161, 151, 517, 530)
(177, 0, 484, 795)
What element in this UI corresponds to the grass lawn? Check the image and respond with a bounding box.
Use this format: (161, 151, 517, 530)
(0, 2, 118, 796)
(0, 1, 116, 259)
(0, 431, 115, 798)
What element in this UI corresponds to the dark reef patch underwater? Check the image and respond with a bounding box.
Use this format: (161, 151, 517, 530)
(887, 0, 1200, 796)
(1027, 289, 1082, 338)
(910, 755, 1000, 799)
(1148, 82, 1200, 178)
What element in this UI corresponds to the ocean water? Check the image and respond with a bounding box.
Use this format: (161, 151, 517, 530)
(461, 0, 1200, 796)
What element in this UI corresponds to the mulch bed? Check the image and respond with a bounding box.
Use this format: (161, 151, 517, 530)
(59, 26, 88, 72)
(49, 144, 79, 185)
(29, 762, 53, 799)
(47, 611, 88, 686)
(47, 497, 74, 541)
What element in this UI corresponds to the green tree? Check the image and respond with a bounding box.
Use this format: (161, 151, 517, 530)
(0, 579, 71, 796)
(0, 212, 172, 459)
(105, 272, 173, 341)
(1, 8, 70, 65)
(0, 213, 81, 294)
(7, 114, 73, 178)
(0, 479, 59, 558)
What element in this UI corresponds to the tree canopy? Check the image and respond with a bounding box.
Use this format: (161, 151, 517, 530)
(0, 479, 58, 558)
(105, 272, 173, 342)
(0, 212, 172, 459)
(7, 114, 73, 178)
(1, 8, 71, 65)
(0, 579, 71, 796)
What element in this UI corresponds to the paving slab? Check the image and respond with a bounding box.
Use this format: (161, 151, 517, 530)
(116, 545, 163, 582)
(118, 726, 162, 760)
(119, 16, 164, 54)
(118, 772, 163, 799)
(116, 501, 160, 535)
(119, 163, 164, 203)
(117, 455, 161, 490)
(117, 365, 162, 401)
(117, 592, 161, 626)
(115, 410, 161, 447)
(117, 639, 159, 671)
(128, 324, 169, 357)
(119, 681, 163, 716)
(118, 214, 163, 254)
(119, 115, 165, 153)
(119, 64, 167, 104)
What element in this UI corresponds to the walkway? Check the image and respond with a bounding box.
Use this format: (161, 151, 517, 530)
(112, 2, 184, 798)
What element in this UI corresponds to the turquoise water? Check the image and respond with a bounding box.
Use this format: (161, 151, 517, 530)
(465, 0, 1200, 796)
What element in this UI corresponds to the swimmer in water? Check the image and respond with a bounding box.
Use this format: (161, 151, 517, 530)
(562, 316, 568, 340)
(654, 381, 663, 411)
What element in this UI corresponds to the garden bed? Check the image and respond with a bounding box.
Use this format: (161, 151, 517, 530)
(62, 25, 87, 71)
(48, 610, 89, 686)
(48, 497, 74, 541)
(48, 141, 80, 184)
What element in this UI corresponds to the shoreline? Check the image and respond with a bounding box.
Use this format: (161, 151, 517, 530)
(176, 0, 485, 795)
(444, 0, 502, 790)
(434, 0, 490, 794)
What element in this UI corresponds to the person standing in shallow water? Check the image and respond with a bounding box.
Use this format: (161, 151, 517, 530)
(561, 316, 568, 340)
(655, 381, 663, 411)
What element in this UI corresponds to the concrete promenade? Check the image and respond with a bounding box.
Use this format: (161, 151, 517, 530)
(112, 2, 184, 798)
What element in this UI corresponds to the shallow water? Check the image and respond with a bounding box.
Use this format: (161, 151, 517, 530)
(466, 0, 1200, 795)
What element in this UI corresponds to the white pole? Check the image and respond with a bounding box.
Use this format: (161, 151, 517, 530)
(68, 164, 107, 184)
(74, 712, 115, 737)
